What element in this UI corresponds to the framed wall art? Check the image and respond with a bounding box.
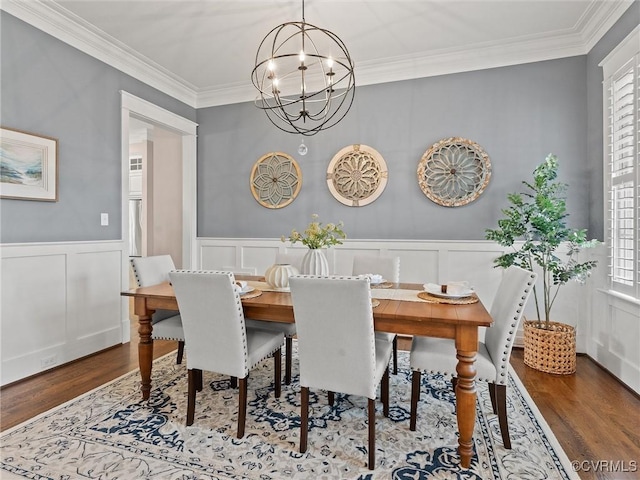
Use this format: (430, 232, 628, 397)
(0, 127, 59, 201)
(250, 152, 302, 209)
(417, 137, 491, 207)
(326, 144, 388, 207)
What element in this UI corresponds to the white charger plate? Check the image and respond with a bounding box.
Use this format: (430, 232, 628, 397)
(423, 284, 473, 298)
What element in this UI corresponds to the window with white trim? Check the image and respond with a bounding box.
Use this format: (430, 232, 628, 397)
(601, 26, 640, 298)
(129, 156, 143, 171)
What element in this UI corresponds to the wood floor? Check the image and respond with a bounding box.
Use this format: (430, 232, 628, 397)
(509, 349, 639, 480)
(2, 335, 638, 480)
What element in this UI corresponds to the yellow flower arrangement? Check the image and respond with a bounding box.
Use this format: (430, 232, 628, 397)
(281, 214, 346, 249)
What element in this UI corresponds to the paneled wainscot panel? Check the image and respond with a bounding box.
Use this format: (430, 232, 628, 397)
(1, 242, 125, 386)
(1, 254, 67, 358)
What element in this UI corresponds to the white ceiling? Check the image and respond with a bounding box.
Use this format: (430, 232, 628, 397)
(3, 0, 635, 108)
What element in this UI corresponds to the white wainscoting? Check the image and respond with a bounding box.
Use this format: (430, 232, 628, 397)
(1, 241, 127, 386)
(587, 246, 640, 393)
(197, 237, 588, 349)
(3, 238, 636, 393)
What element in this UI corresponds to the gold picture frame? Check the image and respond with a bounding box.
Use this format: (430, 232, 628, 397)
(0, 127, 59, 201)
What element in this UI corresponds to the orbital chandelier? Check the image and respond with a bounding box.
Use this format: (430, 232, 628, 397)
(251, 0, 355, 136)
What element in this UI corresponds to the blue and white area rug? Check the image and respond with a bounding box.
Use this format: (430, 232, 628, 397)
(1, 345, 578, 479)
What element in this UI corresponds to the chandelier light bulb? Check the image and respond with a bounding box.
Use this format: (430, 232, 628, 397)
(326, 57, 334, 69)
(299, 50, 305, 63)
(267, 59, 276, 71)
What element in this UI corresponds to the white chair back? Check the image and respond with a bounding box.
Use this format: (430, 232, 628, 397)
(130, 255, 176, 286)
(130, 255, 178, 323)
(275, 252, 304, 273)
(352, 255, 400, 283)
(485, 266, 537, 384)
(289, 275, 378, 399)
(169, 270, 249, 378)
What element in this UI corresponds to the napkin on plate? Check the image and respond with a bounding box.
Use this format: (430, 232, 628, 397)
(424, 281, 471, 295)
(234, 280, 248, 293)
(359, 273, 384, 284)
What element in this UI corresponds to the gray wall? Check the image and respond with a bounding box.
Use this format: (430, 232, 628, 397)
(198, 56, 590, 241)
(3, 3, 637, 244)
(0, 12, 196, 243)
(586, 1, 639, 240)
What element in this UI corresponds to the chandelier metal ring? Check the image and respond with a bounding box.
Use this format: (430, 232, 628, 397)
(251, 3, 355, 136)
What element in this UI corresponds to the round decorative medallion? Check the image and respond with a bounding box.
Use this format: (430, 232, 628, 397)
(250, 152, 302, 209)
(326, 144, 388, 207)
(417, 137, 491, 207)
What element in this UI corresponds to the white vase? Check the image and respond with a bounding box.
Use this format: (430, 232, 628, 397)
(264, 263, 298, 291)
(300, 249, 329, 275)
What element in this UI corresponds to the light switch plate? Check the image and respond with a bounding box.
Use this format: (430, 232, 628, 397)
(101, 213, 109, 226)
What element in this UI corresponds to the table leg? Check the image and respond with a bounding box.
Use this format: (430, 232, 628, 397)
(135, 297, 154, 401)
(455, 325, 478, 469)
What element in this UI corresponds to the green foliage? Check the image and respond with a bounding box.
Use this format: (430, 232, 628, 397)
(282, 214, 346, 249)
(485, 154, 599, 326)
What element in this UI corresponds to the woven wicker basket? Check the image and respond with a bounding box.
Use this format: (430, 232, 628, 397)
(523, 320, 576, 375)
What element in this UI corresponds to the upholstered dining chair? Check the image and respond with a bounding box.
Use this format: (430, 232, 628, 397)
(130, 255, 185, 364)
(352, 254, 401, 374)
(244, 320, 296, 385)
(289, 275, 393, 470)
(169, 270, 284, 438)
(352, 255, 400, 284)
(236, 256, 299, 386)
(409, 265, 537, 449)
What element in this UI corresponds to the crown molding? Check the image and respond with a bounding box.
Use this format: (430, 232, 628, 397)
(356, 38, 585, 89)
(196, 31, 587, 108)
(195, 83, 259, 109)
(3, 0, 634, 109)
(1, 0, 198, 107)
(196, 0, 629, 108)
(578, 0, 635, 52)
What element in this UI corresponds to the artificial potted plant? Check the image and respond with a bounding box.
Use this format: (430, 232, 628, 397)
(485, 154, 599, 374)
(282, 214, 346, 275)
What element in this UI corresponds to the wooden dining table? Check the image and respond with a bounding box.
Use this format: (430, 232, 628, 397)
(121, 277, 492, 469)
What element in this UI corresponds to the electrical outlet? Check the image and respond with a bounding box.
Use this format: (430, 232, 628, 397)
(101, 213, 109, 226)
(40, 354, 58, 369)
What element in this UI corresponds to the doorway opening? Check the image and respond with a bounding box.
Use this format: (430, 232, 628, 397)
(127, 117, 183, 266)
(120, 91, 198, 342)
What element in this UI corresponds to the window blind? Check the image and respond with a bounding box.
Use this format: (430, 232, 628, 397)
(602, 27, 639, 298)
